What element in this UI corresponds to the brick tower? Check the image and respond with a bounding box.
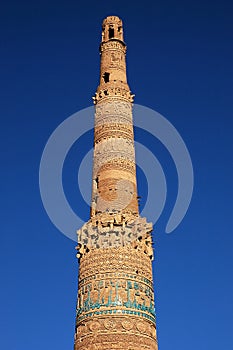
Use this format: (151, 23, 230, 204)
(74, 16, 158, 349)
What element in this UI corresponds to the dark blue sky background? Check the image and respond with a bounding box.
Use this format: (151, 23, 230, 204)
(1, 0, 232, 349)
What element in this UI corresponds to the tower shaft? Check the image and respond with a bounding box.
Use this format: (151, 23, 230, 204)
(91, 16, 138, 217)
(74, 16, 158, 350)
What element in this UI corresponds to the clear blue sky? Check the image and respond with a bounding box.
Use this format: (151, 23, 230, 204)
(1, 0, 232, 349)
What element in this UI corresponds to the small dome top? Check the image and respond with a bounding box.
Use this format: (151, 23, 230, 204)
(102, 16, 122, 26)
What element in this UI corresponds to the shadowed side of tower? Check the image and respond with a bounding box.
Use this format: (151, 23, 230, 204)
(74, 16, 158, 350)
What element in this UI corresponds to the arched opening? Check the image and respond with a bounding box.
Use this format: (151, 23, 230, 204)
(109, 27, 114, 39)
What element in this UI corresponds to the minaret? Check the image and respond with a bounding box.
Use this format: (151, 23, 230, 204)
(74, 16, 158, 350)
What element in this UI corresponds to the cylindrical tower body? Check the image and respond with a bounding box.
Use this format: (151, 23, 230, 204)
(75, 16, 158, 350)
(92, 16, 138, 216)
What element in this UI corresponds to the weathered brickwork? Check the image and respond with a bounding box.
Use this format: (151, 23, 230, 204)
(74, 16, 158, 349)
(74, 245, 158, 350)
(95, 100, 133, 126)
(77, 218, 153, 253)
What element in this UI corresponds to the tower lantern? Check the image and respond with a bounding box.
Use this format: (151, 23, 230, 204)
(101, 16, 124, 42)
(74, 16, 158, 350)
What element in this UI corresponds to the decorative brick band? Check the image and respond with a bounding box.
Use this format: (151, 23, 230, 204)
(94, 123, 134, 143)
(75, 243, 158, 350)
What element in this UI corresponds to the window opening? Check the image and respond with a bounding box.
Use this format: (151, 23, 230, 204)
(109, 27, 114, 39)
(103, 72, 110, 83)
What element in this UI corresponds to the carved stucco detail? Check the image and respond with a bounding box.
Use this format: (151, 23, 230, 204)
(93, 89, 134, 104)
(93, 137, 135, 176)
(88, 320, 101, 332)
(94, 137, 135, 158)
(95, 114, 132, 127)
(100, 40, 127, 53)
(95, 99, 132, 125)
(77, 239, 154, 278)
(122, 319, 134, 330)
(75, 317, 158, 350)
(77, 317, 155, 335)
(94, 123, 133, 143)
(103, 319, 116, 330)
(101, 50, 125, 71)
(95, 159, 136, 177)
(77, 217, 153, 257)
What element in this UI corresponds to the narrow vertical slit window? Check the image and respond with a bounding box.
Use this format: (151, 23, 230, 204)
(109, 27, 114, 39)
(103, 72, 110, 83)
